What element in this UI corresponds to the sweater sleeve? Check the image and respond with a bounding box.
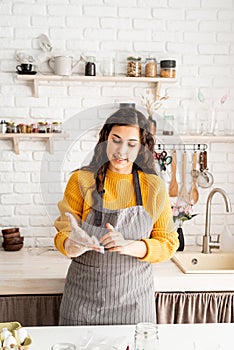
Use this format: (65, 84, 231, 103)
(54, 171, 85, 255)
(139, 178, 179, 263)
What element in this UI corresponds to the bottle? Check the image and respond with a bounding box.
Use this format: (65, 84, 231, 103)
(127, 56, 142, 77)
(0, 120, 7, 134)
(145, 57, 157, 77)
(134, 322, 159, 350)
(85, 56, 96, 76)
(160, 59, 176, 78)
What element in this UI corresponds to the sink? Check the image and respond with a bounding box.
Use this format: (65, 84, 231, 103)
(172, 251, 234, 274)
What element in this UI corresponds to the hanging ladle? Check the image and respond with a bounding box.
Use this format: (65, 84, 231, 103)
(197, 151, 214, 188)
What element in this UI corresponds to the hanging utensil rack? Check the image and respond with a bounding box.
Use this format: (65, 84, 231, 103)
(155, 143, 208, 151)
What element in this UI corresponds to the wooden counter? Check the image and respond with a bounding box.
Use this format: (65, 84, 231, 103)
(0, 247, 234, 295)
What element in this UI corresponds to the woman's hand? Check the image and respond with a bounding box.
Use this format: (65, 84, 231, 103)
(64, 212, 104, 258)
(99, 223, 147, 258)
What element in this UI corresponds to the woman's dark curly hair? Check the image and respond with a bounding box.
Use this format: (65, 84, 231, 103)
(80, 108, 157, 220)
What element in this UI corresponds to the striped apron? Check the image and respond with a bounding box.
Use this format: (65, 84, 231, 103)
(59, 170, 156, 325)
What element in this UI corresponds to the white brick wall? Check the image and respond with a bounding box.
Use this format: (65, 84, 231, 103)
(0, 0, 234, 248)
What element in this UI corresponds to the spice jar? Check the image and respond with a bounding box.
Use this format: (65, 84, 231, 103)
(134, 322, 159, 350)
(127, 56, 142, 77)
(51, 121, 62, 133)
(7, 122, 17, 133)
(162, 115, 175, 135)
(160, 59, 176, 78)
(18, 123, 27, 133)
(145, 57, 157, 77)
(85, 56, 96, 76)
(26, 124, 33, 133)
(31, 123, 38, 133)
(38, 122, 47, 133)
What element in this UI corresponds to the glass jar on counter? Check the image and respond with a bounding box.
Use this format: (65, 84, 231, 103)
(134, 322, 159, 350)
(162, 115, 175, 135)
(145, 57, 157, 77)
(51, 121, 62, 133)
(160, 59, 176, 78)
(38, 122, 47, 133)
(127, 56, 142, 77)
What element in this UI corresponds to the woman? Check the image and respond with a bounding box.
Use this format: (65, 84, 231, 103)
(54, 106, 179, 326)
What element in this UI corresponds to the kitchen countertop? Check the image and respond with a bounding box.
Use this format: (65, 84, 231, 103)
(0, 247, 233, 295)
(27, 323, 234, 350)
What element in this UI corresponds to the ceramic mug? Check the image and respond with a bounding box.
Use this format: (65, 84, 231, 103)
(49, 56, 79, 76)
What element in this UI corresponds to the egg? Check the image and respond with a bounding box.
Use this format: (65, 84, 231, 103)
(1, 328, 12, 340)
(17, 327, 28, 344)
(3, 335, 17, 348)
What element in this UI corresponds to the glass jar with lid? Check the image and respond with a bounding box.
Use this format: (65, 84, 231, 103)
(160, 59, 176, 78)
(134, 322, 159, 350)
(162, 115, 175, 135)
(145, 57, 157, 77)
(127, 56, 142, 77)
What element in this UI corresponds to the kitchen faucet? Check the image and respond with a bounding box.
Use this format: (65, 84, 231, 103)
(202, 188, 232, 254)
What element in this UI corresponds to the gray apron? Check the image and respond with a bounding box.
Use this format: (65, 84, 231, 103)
(59, 170, 156, 325)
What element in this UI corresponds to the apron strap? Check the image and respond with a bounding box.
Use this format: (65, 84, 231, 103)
(133, 168, 143, 206)
(94, 168, 142, 226)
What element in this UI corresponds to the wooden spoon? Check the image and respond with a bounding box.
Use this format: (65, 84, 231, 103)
(190, 151, 199, 204)
(179, 151, 190, 202)
(169, 150, 178, 197)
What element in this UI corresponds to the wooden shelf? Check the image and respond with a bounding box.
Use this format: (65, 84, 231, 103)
(16, 74, 177, 97)
(0, 133, 67, 154)
(156, 134, 234, 144)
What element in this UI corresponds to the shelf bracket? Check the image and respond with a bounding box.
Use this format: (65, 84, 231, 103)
(13, 136, 19, 154)
(47, 136, 54, 154)
(33, 79, 39, 98)
(154, 82, 161, 100)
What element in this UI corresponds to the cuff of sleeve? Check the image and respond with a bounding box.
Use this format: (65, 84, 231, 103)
(138, 238, 161, 262)
(54, 232, 69, 256)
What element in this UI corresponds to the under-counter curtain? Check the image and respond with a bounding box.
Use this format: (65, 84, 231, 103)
(155, 292, 234, 324)
(0, 292, 233, 326)
(0, 294, 63, 326)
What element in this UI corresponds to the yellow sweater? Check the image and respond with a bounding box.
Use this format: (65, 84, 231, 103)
(54, 169, 179, 263)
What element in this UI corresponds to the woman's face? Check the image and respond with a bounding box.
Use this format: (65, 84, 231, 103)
(106, 125, 141, 174)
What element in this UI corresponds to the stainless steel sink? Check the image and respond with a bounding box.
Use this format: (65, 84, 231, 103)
(172, 251, 234, 274)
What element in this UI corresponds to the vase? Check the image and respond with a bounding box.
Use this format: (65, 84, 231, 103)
(177, 226, 185, 251)
(148, 116, 157, 135)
